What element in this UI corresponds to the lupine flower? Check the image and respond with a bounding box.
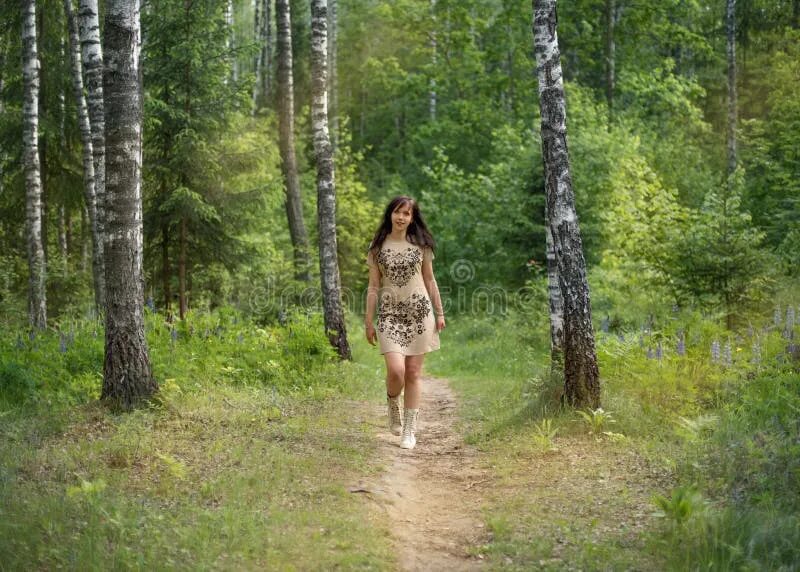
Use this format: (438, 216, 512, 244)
(617, 333, 625, 343)
(59, 333, 67, 354)
(601, 316, 609, 333)
(774, 306, 782, 326)
(646, 348, 654, 360)
(751, 339, 761, 365)
(677, 335, 686, 357)
(28, 330, 36, 342)
(170, 328, 178, 344)
(16, 336, 24, 350)
(711, 340, 721, 363)
(656, 343, 663, 360)
(237, 333, 244, 344)
(723, 342, 733, 366)
(146, 297, 156, 312)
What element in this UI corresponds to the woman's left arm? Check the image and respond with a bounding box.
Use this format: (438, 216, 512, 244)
(422, 253, 446, 332)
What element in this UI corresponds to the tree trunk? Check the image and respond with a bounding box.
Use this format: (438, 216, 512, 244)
(79, 0, 106, 309)
(179, 216, 187, 319)
(726, 0, 737, 180)
(66, 0, 105, 311)
(276, 0, 311, 281)
(533, 0, 600, 409)
(310, 0, 351, 360)
(327, 0, 338, 148)
(259, 0, 272, 106)
(429, 0, 437, 121)
(162, 223, 171, 316)
(22, 0, 47, 330)
(604, 0, 615, 121)
(0, 38, 6, 196)
(101, 0, 156, 409)
(545, 200, 564, 368)
(253, 0, 262, 111)
(266, 0, 274, 100)
(227, 0, 238, 83)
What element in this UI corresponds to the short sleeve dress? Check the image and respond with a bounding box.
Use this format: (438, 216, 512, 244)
(366, 237, 441, 356)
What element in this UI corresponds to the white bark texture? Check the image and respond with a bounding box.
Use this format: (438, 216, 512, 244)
(545, 201, 563, 364)
(102, 0, 156, 408)
(276, 0, 311, 280)
(533, 0, 600, 408)
(311, 0, 351, 360)
(327, 0, 338, 147)
(79, 0, 106, 306)
(22, 0, 47, 329)
(65, 0, 105, 311)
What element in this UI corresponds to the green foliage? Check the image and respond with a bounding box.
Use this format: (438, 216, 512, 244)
(652, 486, 706, 527)
(576, 407, 616, 435)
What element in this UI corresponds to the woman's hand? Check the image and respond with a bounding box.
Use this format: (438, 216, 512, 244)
(436, 315, 446, 332)
(365, 322, 377, 346)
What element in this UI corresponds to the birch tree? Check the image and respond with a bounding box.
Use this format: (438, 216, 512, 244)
(310, 0, 351, 359)
(327, 0, 338, 147)
(65, 0, 104, 312)
(79, 0, 106, 309)
(533, 0, 600, 408)
(101, 0, 156, 408)
(276, 0, 310, 280)
(22, 0, 47, 329)
(545, 202, 563, 368)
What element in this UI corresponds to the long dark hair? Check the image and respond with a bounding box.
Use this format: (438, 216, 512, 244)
(369, 196, 436, 256)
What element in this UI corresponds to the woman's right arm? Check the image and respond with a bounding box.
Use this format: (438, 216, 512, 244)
(365, 261, 381, 345)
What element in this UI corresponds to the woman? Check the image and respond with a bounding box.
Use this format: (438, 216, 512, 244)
(365, 196, 445, 449)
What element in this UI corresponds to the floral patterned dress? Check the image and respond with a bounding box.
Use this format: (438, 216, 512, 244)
(367, 237, 440, 356)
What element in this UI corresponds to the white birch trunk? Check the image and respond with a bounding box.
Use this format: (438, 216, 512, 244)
(65, 0, 105, 311)
(22, 0, 47, 329)
(79, 0, 106, 308)
(102, 0, 156, 408)
(253, 0, 262, 111)
(327, 0, 338, 148)
(545, 201, 563, 365)
(311, 0, 350, 359)
(533, 0, 600, 408)
(276, 0, 311, 280)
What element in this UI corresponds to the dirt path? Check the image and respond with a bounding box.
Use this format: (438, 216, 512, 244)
(352, 376, 488, 571)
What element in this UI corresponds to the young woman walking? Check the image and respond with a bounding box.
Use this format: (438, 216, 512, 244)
(365, 196, 445, 449)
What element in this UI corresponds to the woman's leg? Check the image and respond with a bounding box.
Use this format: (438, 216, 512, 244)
(384, 352, 405, 397)
(402, 354, 425, 408)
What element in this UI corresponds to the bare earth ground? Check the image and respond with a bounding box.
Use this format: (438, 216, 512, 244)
(351, 376, 489, 571)
(351, 376, 673, 571)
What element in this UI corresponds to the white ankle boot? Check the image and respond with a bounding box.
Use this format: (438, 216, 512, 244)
(400, 408, 419, 449)
(387, 395, 403, 436)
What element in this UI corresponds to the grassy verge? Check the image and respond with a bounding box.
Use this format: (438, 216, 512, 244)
(426, 299, 800, 570)
(0, 310, 394, 570)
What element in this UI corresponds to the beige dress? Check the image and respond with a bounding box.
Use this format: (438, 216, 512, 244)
(367, 237, 441, 356)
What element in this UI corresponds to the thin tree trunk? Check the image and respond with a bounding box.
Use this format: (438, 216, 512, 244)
(66, 0, 105, 311)
(102, 0, 157, 408)
(328, 0, 338, 148)
(22, 0, 47, 330)
(228, 0, 239, 83)
(259, 0, 271, 106)
(162, 223, 171, 316)
(310, 0, 350, 360)
(266, 0, 273, 99)
(179, 216, 187, 319)
(39, 4, 49, 269)
(794, 0, 799, 29)
(253, 0, 262, 111)
(79, 0, 106, 309)
(429, 0, 437, 121)
(276, 0, 311, 281)
(604, 0, 615, 121)
(0, 38, 6, 196)
(545, 201, 563, 368)
(533, 0, 600, 409)
(726, 0, 737, 180)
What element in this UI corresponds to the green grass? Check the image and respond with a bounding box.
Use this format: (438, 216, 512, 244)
(426, 302, 800, 571)
(0, 309, 394, 570)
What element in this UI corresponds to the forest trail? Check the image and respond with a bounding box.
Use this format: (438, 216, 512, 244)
(352, 376, 489, 571)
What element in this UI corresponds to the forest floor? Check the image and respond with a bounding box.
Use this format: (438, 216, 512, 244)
(354, 376, 673, 571)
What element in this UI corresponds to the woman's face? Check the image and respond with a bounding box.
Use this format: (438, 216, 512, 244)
(391, 203, 413, 233)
